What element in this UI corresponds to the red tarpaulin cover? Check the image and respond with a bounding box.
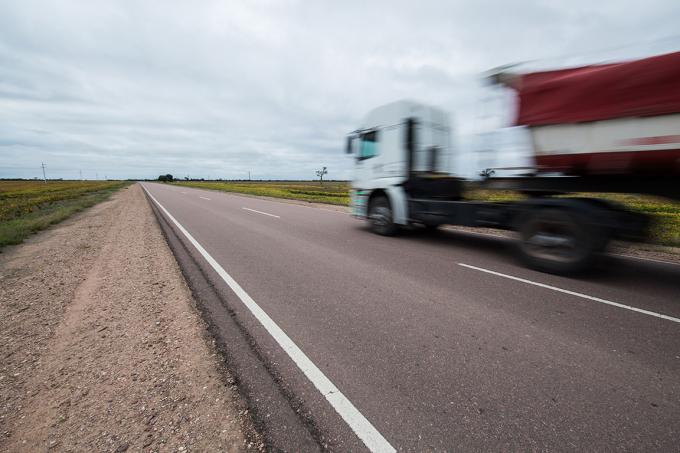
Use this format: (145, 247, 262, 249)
(511, 51, 680, 126)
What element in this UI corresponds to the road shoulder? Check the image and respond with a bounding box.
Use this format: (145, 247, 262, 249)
(0, 184, 257, 452)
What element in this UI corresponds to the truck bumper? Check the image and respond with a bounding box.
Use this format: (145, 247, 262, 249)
(350, 189, 369, 219)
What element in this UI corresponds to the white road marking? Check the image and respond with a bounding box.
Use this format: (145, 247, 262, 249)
(242, 207, 280, 218)
(458, 263, 680, 324)
(181, 191, 188, 194)
(199, 196, 211, 200)
(142, 186, 395, 453)
(279, 202, 348, 214)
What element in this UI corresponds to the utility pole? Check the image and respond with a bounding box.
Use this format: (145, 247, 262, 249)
(41, 162, 47, 183)
(248, 171, 251, 181)
(79, 169, 83, 181)
(96, 172, 98, 180)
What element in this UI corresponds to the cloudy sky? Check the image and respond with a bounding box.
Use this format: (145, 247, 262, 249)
(1, 1, 679, 180)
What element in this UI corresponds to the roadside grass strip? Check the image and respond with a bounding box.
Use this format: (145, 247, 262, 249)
(0, 181, 128, 248)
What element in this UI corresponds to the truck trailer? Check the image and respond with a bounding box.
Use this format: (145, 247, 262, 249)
(345, 51, 680, 275)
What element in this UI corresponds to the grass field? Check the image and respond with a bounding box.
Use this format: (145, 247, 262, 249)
(173, 180, 350, 205)
(170, 180, 679, 247)
(0, 180, 129, 249)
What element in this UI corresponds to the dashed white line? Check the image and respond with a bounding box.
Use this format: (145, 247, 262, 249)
(242, 207, 280, 218)
(458, 263, 680, 324)
(281, 202, 348, 214)
(199, 196, 211, 200)
(142, 186, 394, 453)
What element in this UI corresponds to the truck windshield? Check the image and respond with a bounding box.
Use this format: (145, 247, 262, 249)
(359, 130, 378, 160)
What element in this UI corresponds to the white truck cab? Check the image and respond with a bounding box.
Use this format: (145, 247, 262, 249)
(346, 100, 453, 229)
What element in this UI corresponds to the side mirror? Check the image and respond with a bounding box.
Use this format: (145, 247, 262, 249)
(345, 135, 354, 154)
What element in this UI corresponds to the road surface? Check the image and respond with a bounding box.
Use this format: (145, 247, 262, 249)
(142, 182, 680, 452)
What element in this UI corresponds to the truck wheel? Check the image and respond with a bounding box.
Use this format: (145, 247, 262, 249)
(517, 208, 598, 275)
(368, 196, 398, 236)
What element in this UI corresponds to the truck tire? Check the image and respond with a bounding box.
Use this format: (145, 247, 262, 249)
(367, 196, 398, 236)
(517, 208, 599, 275)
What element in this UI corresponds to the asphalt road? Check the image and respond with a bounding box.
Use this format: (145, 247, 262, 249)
(142, 182, 680, 452)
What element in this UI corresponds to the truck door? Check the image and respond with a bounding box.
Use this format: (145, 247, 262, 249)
(353, 130, 379, 188)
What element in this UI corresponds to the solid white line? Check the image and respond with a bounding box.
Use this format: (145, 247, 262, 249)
(199, 196, 211, 200)
(242, 207, 280, 218)
(458, 263, 680, 324)
(142, 186, 394, 453)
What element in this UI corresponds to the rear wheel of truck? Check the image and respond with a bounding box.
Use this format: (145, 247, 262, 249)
(517, 208, 599, 275)
(368, 196, 398, 236)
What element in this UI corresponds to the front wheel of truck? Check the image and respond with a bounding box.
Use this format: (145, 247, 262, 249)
(368, 196, 398, 236)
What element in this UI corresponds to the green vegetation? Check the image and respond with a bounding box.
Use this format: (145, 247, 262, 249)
(0, 180, 129, 249)
(588, 193, 680, 248)
(173, 180, 350, 205)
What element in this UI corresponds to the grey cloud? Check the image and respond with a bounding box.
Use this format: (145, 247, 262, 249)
(1, 0, 679, 180)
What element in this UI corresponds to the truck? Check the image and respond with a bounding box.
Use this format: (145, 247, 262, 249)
(345, 51, 680, 274)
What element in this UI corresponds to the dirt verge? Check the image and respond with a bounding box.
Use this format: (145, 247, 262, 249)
(0, 184, 258, 452)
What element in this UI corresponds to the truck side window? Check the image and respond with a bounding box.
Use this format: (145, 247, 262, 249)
(359, 130, 379, 160)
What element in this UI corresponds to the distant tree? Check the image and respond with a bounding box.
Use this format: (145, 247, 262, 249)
(316, 166, 328, 185)
(479, 168, 495, 179)
(158, 175, 167, 182)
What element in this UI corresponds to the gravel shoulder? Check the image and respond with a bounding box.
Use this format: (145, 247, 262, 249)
(0, 184, 255, 452)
